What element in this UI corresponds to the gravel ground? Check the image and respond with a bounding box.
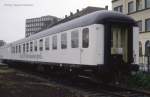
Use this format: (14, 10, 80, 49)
(0, 65, 84, 97)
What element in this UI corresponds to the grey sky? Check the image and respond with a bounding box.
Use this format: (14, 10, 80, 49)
(0, 0, 111, 43)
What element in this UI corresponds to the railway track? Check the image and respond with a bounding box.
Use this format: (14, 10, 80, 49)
(97, 84, 150, 97)
(11, 66, 150, 97)
(68, 75, 150, 97)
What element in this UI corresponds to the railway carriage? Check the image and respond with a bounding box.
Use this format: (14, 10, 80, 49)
(0, 10, 139, 81)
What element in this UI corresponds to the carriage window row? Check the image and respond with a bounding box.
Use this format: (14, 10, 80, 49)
(12, 28, 89, 53)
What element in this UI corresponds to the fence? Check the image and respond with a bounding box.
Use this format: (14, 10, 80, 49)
(139, 55, 150, 72)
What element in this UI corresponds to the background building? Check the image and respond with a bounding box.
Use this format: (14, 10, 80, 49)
(0, 40, 6, 47)
(112, 0, 150, 64)
(25, 6, 108, 38)
(53, 6, 108, 26)
(25, 15, 61, 37)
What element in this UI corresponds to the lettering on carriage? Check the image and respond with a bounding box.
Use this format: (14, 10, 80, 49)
(20, 54, 42, 59)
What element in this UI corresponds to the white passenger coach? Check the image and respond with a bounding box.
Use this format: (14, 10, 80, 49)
(0, 10, 139, 81)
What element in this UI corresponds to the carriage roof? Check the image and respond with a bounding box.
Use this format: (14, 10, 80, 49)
(12, 10, 136, 44)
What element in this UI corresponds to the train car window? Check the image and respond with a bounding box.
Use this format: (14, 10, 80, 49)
(34, 40, 37, 51)
(23, 44, 25, 53)
(16, 46, 18, 53)
(12, 47, 14, 53)
(45, 37, 50, 50)
(26, 43, 29, 52)
(11, 46, 15, 53)
(11, 47, 13, 53)
(19, 45, 21, 53)
(39, 39, 43, 51)
(14, 47, 15, 53)
(30, 42, 33, 52)
(71, 30, 79, 48)
(52, 35, 57, 50)
(61, 33, 67, 49)
(82, 28, 89, 48)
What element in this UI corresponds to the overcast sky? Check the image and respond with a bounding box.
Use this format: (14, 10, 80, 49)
(0, 0, 111, 43)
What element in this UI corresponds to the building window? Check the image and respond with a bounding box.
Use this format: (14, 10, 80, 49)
(139, 41, 143, 56)
(128, 1, 134, 13)
(145, 40, 150, 56)
(145, 0, 150, 8)
(71, 30, 79, 48)
(26, 43, 29, 52)
(114, 5, 123, 12)
(136, 0, 143, 11)
(23, 44, 25, 53)
(34, 40, 37, 51)
(39, 39, 43, 51)
(61, 33, 67, 49)
(137, 21, 142, 32)
(45, 37, 50, 50)
(82, 28, 89, 48)
(30, 42, 33, 52)
(145, 18, 150, 32)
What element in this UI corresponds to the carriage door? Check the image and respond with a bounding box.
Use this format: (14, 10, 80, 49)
(111, 25, 129, 64)
(80, 28, 90, 65)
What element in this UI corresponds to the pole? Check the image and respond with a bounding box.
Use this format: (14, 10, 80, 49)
(148, 55, 150, 72)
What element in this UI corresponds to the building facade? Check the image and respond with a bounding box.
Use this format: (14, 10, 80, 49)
(112, 0, 150, 61)
(26, 15, 61, 37)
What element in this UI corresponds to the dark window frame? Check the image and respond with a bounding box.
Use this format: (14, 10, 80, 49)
(145, 0, 150, 8)
(145, 40, 150, 56)
(139, 41, 143, 56)
(137, 20, 142, 32)
(114, 5, 123, 12)
(145, 18, 150, 32)
(136, 0, 143, 11)
(128, 1, 134, 13)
